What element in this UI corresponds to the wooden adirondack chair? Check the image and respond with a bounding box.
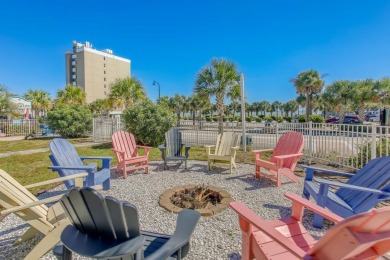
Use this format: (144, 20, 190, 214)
(230, 193, 390, 260)
(159, 128, 191, 170)
(0, 169, 88, 260)
(112, 131, 151, 178)
(49, 138, 112, 190)
(205, 132, 240, 174)
(302, 156, 390, 228)
(253, 131, 304, 187)
(53, 187, 200, 260)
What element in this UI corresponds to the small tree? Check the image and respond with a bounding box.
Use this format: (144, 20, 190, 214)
(0, 85, 17, 117)
(47, 104, 92, 138)
(122, 101, 177, 146)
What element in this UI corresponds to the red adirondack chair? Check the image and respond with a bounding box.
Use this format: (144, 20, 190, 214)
(112, 131, 151, 178)
(253, 131, 303, 187)
(230, 193, 390, 260)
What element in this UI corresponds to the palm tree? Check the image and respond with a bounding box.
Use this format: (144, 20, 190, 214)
(322, 80, 352, 122)
(377, 78, 390, 108)
(0, 85, 17, 117)
(57, 85, 86, 106)
(251, 102, 261, 116)
(23, 89, 51, 117)
(272, 101, 282, 117)
(260, 100, 271, 116)
(289, 100, 299, 117)
(89, 99, 110, 116)
(108, 77, 147, 110)
(169, 94, 186, 123)
(194, 58, 240, 133)
(291, 70, 325, 122)
(351, 79, 378, 121)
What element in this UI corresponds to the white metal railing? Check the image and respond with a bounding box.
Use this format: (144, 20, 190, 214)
(92, 118, 390, 170)
(0, 119, 42, 137)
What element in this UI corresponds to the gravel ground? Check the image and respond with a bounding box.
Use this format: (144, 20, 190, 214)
(0, 160, 331, 260)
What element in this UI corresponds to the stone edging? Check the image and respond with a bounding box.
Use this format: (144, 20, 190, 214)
(159, 185, 233, 216)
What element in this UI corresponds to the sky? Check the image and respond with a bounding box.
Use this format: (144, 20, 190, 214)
(1, 0, 390, 103)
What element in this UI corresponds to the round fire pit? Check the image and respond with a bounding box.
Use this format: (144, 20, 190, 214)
(159, 185, 233, 216)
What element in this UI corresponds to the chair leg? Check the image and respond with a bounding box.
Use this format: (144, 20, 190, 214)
(145, 162, 149, 174)
(276, 173, 282, 187)
(185, 159, 188, 169)
(102, 178, 110, 190)
(302, 188, 310, 200)
(24, 222, 67, 260)
(14, 226, 39, 245)
(207, 160, 211, 171)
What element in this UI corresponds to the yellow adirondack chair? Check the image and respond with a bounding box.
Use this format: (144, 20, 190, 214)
(206, 132, 240, 174)
(0, 169, 87, 260)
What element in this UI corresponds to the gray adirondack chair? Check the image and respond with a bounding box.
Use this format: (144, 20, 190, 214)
(54, 187, 200, 260)
(159, 128, 191, 170)
(49, 138, 112, 190)
(302, 156, 390, 228)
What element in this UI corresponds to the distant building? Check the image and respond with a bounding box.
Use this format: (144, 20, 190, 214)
(10, 97, 32, 119)
(65, 41, 131, 103)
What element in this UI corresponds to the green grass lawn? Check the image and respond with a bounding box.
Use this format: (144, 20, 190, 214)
(0, 137, 93, 153)
(0, 142, 274, 195)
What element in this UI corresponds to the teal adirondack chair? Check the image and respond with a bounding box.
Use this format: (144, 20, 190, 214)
(49, 138, 112, 190)
(302, 156, 390, 228)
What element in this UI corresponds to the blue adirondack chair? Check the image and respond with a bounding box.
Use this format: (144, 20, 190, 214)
(49, 138, 112, 190)
(302, 156, 390, 228)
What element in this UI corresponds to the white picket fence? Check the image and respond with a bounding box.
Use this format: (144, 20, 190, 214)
(0, 119, 42, 137)
(93, 118, 390, 170)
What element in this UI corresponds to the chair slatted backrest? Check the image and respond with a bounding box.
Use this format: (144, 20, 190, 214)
(50, 138, 84, 188)
(271, 131, 304, 168)
(0, 169, 48, 220)
(166, 128, 183, 157)
(336, 156, 390, 212)
(308, 206, 390, 259)
(215, 132, 239, 156)
(60, 188, 141, 241)
(112, 131, 138, 160)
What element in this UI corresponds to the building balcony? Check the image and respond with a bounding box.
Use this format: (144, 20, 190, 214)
(72, 61, 76, 66)
(72, 54, 77, 59)
(72, 68, 76, 72)
(72, 75, 77, 79)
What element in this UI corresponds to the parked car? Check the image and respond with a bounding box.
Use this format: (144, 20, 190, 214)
(327, 115, 361, 124)
(325, 117, 339, 123)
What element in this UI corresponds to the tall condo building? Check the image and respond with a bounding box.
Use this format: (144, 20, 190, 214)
(65, 41, 131, 103)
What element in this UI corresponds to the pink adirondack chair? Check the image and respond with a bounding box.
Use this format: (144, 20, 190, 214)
(112, 131, 151, 178)
(253, 131, 303, 187)
(230, 193, 390, 260)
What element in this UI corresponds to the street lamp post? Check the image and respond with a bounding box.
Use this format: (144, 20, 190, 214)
(152, 81, 161, 103)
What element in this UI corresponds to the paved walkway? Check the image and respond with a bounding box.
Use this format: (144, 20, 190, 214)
(0, 142, 102, 158)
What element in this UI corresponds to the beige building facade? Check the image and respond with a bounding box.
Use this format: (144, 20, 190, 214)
(65, 41, 131, 103)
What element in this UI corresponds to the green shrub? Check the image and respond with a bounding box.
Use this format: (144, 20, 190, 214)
(284, 116, 292, 122)
(264, 115, 273, 122)
(297, 115, 306, 123)
(246, 115, 253, 122)
(122, 101, 176, 146)
(310, 114, 325, 123)
(274, 116, 283, 123)
(212, 116, 218, 122)
(255, 116, 262, 122)
(206, 116, 212, 122)
(47, 104, 92, 138)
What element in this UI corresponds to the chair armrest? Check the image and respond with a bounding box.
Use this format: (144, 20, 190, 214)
(274, 153, 303, 160)
(204, 145, 216, 148)
(80, 156, 112, 160)
(1, 194, 64, 215)
(314, 178, 390, 196)
(112, 148, 125, 154)
(24, 172, 88, 189)
(49, 165, 95, 171)
(145, 209, 200, 260)
(230, 146, 240, 151)
(184, 144, 191, 158)
(137, 145, 152, 150)
(284, 193, 343, 223)
(252, 149, 274, 154)
(301, 165, 354, 177)
(229, 201, 306, 259)
(158, 144, 165, 150)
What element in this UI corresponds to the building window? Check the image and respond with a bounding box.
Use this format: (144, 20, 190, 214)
(104, 71, 106, 74)
(104, 78, 106, 81)
(104, 84, 106, 88)
(104, 63, 106, 67)
(103, 57, 105, 60)
(104, 91, 106, 95)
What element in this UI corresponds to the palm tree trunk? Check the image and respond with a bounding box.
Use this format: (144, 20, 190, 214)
(358, 104, 365, 123)
(177, 112, 181, 126)
(192, 110, 195, 125)
(216, 93, 224, 133)
(306, 94, 311, 122)
(339, 105, 346, 124)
